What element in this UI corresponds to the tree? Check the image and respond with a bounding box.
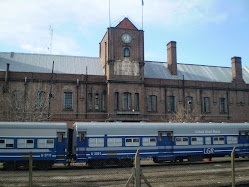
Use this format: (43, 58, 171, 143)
(169, 104, 201, 123)
(0, 81, 50, 122)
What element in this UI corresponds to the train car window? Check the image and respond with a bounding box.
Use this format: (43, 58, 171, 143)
(17, 139, 26, 148)
(158, 132, 163, 141)
(57, 133, 64, 143)
(213, 136, 225, 145)
(167, 133, 172, 141)
(27, 140, 33, 144)
(227, 136, 238, 144)
(38, 139, 46, 148)
(205, 137, 211, 145)
(89, 138, 104, 147)
(46, 139, 54, 148)
(38, 139, 54, 148)
(26, 139, 34, 148)
(143, 137, 156, 146)
(107, 138, 122, 147)
(0, 139, 5, 148)
(191, 137, 203, 145)
(17, 139, 34, 148)
(125, 138, 140, 146)
(176, 137, 189, 145)
(245, 132, 248, 139)
(79, 132, 86, 142)
(6, 139, 14, 148)
(182, 138, 189, 145)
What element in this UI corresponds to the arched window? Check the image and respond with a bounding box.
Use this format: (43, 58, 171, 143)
(124, 48, 130, 57)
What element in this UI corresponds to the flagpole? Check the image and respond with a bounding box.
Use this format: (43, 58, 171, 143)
(142, 0, 144, 30)
(109, 0, 111, 27)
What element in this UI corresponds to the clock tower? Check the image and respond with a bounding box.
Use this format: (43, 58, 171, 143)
(99, 17, 145, 121)
(100, 17, 144, 81)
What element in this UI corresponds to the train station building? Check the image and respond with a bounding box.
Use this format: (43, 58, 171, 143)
(0, 18, 249, 126)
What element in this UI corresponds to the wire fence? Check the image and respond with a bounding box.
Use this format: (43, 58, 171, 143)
(1, 156, 249, 187)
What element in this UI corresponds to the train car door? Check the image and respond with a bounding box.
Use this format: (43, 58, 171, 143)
(239, 131, 249, 155)
(56, 132, 66, 162)
(78, 131, 87, 161)
(158, 131, 174, 160)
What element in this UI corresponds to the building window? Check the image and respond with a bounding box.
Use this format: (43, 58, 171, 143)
(88, 93, 93, 111)
(203, 97, 210, 113)
(13, 91, 22, 109)
(186, 96, 193, 112)
(135, 93, 139, 111)
(124, 48, 130, 57)
(95, 93, 99, 110)
(220, 98, 227, 113)
(148, 95, 157, 112)
(102, 92, 106, 111)
(114, 92, 119, 110)
(36, 91, 46, 109)
(64, 92, 73, 109)
(167, 96, 176, 112)
(123, 92, 131, 110)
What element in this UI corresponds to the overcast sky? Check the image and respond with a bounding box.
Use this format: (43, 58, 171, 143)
(0, 0, 248, 68)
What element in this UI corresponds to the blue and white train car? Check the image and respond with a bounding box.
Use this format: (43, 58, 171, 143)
(0, 122, 68, 170)
(73, 122, 249, 167)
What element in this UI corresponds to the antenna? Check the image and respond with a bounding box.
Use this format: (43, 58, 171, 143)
(48, 25, 53, 54)
(109, 0, 111, 27)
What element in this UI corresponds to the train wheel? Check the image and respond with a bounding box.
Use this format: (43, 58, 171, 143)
(119, 158, 133, 167)
(36, 161, 50, 170)
(89, 159, 104, 169)
(3, 161, 16, 171)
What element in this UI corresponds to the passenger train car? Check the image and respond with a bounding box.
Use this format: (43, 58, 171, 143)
(73, 122, 249, 168)
(0, 122, 68, 170)
(1, 121, 249, 169)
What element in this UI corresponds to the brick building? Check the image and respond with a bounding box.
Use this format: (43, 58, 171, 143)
(1, 18, 249, 126)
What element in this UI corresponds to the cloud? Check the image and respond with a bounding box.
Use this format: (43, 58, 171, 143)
(0, 0, 234, 56)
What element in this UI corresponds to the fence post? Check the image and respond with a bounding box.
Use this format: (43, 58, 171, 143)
(135, 150, 141, 187)
(29, 151, 32, 187)
(231, 147, 236, 187)
(125, 150, 152, 187)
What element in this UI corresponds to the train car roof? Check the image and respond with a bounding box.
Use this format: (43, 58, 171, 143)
(73, 122, 249, 136)
(0, 122, 68, 129)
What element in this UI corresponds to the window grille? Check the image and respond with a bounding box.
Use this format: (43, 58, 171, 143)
(167, 96, 176, 112)
(64, 92, 73, 109)
(148, 95, 157, 112)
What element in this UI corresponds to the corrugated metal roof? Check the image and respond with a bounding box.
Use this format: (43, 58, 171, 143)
(144, 61, 249, 84)
(0, 52, 104, 75)
(1, 52, 248, 84)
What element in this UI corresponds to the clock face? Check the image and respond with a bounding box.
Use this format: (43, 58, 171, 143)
(121, 33, 132, 44)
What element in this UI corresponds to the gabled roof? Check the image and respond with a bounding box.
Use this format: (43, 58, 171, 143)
(0, 52, 104, 75)
(144, 61, 249, 84)
(115, 17, 138, 30)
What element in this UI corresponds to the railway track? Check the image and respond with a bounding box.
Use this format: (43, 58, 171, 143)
(1, 158, 249, 186)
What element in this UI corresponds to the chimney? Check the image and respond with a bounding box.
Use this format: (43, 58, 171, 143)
(167, 41, 177, 76)
(231, 57, 244, 82)
(5, 63, 10, 83)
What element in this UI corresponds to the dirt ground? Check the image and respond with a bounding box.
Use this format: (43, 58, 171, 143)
(1, 158, 249, 187)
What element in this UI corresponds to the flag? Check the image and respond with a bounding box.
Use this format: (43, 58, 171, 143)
(142, 0, 144, 6)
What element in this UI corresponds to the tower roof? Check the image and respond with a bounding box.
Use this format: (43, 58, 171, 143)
(115, 17, 138, 30)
